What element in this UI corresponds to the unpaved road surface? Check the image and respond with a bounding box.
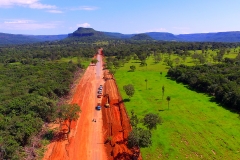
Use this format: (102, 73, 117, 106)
(43, 51, 107, 160)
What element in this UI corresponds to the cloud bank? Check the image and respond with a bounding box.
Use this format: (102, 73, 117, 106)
(0, 0, 56, 9)
(0, 19, 61, 30)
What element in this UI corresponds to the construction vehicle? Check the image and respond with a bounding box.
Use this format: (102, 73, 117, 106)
(105, 94, 110, 108)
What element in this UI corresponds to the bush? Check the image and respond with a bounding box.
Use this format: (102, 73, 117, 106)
(127, 127, 152, 148)
(143, 113, 162, 130)
(123, 84, 135, 99)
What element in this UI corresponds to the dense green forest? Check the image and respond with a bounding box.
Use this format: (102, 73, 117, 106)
(0, 40, 96, 159)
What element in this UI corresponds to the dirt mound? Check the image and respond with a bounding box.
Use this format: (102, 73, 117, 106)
(102, 70, 141, 160)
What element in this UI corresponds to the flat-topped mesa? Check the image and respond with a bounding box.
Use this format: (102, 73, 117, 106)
(68, 27, 106, 37)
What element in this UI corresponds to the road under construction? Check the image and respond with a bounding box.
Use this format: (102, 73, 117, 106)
(43, 49, 141, 160)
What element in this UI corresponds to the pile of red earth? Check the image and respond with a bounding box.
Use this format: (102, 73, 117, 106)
(101, 70, 142, 160)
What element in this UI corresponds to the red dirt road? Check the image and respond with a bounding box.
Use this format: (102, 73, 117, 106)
(43, 49, 141, 160)
(43, 51, 107, 160)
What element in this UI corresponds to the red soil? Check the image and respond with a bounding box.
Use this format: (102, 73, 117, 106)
(43, 53, 107, 160)
(102, 70, 142, 160)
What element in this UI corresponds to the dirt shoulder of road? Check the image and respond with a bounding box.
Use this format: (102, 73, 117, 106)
(102, 70, 142, 160)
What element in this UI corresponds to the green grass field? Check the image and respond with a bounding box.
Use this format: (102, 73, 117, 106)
(58, 56, 91, 68)
(114, 55, 240, 159)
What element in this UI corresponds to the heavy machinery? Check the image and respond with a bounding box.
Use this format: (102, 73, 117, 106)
(105, 94, 110, 108)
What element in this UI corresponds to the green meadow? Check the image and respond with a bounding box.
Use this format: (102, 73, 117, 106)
(58, 56, 91, 68)
(114, 53, 240, 159)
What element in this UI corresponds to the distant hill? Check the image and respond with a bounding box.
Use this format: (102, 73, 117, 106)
(0, 33, 67, 46)
(68, 27, 106, 38)
(2, 28, 240, 46)
(146, 32, 178, 41)
(103, 32, 134, 39)
(29, 35, 68, 42)
(177, 32, 240, 42)
(130, 33, 153, 40)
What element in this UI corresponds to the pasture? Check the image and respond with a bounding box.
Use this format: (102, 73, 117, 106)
(114, 53, 240, 159)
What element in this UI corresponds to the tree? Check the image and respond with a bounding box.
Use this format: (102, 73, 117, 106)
(106, 62, 113, 69)
(127, 128, 140, 148)
(127, 127, 152, 148)
(139, 128, 152, 147)
(123, 84, 135, 99)
(58, 104, 81, 134)
(174, 57, 180, 65)
(91, 58, 98, 65)
(162, 85, 165, 100)
(143, 113, 162, 130)
(154, 53, 161, 63)
(113, 59, 120, 69)
(145, 79, 148, 90)
(130, 65, 136, 72)
(130, 110, 139, 127)
(166, 96, 171, 110)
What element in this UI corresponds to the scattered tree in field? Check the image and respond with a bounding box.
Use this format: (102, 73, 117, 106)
(123, 84, 135, 99)
(130, 65, 136, 72)
(127, 127, 152, 148)
(58, 104, 81, 135)
(143, 113, 162, 130)
(127, 128, 140, 148)
(139, 128, 152, 147)
(162, 85, 165, 100)
(164, 58, 173, 67)
(91, 58, 98, 65)
(140, 60, 147, 67)
(145, 79, 148, 90)
(166, 96, 171, 110)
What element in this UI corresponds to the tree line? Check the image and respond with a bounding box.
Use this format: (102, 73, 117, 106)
(167, 56, 240, 111)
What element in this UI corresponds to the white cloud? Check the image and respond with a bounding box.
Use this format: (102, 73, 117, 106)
(4, 20, 33, 24)
(146, 28, 167, 32)
(70, 6, 98, 11)
(47, 10, 63, 14)
(77, 23, 91, 28)
(0, 19, 61, 30)
(0, 0, 56, 9)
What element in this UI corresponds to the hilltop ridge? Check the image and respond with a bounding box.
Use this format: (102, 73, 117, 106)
(2, 27, 240, 45)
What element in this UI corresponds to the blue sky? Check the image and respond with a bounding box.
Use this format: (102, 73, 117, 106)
(0, 0, 240, 35)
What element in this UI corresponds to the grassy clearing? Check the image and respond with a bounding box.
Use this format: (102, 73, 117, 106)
(114, 55, 240, 159)
(58, 57, 91, 68)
